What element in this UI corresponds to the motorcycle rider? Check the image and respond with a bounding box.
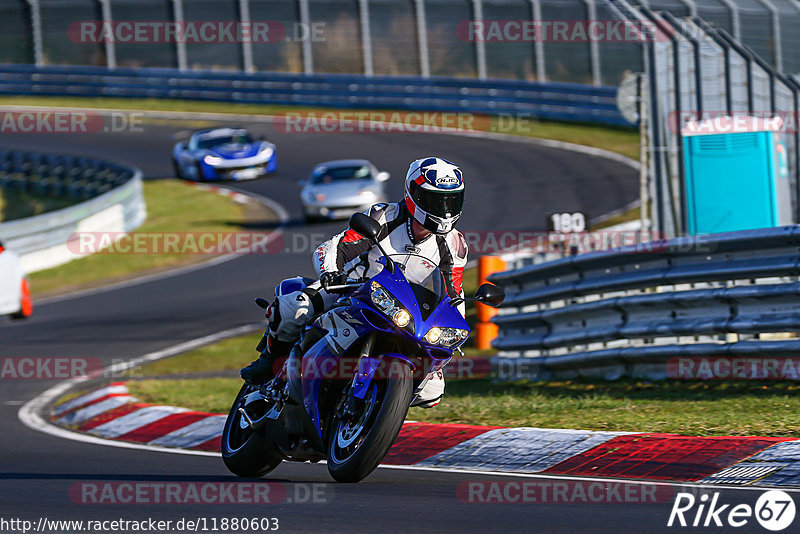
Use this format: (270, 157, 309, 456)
(241, 156, 468, 408)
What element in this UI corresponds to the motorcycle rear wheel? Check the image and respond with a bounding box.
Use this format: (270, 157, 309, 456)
(326, 361, 412, 482)
(221, 383, 283, 478)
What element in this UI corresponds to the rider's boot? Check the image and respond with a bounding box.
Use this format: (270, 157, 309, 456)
(240, 335, 292, 385)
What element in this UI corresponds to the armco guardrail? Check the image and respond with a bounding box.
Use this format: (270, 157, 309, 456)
(0, 65, 629, 127)
(488, 226, 800, 381)
(0, 153, 146, 274)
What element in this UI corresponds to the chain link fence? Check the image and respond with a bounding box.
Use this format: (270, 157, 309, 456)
(3, 0, 797, 86)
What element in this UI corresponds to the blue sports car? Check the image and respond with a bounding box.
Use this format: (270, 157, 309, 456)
(172, 127, 277, 181)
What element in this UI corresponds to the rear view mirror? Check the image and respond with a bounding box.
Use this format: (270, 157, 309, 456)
(376, 171, 390, 182)
(475, 283, 505, 308)
(349, 213, 382, 243)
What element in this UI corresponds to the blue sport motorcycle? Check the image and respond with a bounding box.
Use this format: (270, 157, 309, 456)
(221, 213, 505, 482)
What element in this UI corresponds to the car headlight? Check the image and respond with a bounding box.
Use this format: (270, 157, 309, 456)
(259, 146, 274, 158)
(204, 155, 222, 165)
(371, 281, 414, 332)
(425, 327, 469, 347)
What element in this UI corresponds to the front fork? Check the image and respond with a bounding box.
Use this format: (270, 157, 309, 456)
(338, 334, 378, 423)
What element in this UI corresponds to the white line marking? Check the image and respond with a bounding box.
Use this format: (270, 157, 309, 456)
(18, 323, 260, 459)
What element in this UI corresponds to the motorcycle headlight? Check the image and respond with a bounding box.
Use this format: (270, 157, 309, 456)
(425, 327, 469, 348)
(204, 155, 222, 165)
(371, 281, 414, 333)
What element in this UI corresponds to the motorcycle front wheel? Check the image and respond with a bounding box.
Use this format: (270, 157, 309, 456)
(326, 360, 412, 482)
(221, 383, 283, 478)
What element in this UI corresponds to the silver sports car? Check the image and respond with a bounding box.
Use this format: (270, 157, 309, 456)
(300, 159, 390, 222)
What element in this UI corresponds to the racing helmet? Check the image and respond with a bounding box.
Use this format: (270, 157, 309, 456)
(404, 157, 465, 235)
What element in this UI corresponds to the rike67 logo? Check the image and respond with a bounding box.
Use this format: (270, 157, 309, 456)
(668, 490, 796, 531)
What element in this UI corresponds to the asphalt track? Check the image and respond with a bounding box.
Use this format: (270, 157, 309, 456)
(0, 115, 776, 533)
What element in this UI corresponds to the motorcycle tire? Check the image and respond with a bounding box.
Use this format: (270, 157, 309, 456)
(221, 383, 283, 478)
(326, 360, 413, 483)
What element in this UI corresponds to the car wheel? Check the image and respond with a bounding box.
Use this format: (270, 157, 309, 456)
(10, 278, 32, 320)
(194, 161, 206, 182)
(172, 158, 184, 179)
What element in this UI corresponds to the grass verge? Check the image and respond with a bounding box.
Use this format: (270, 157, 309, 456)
(27, 179, 263, 296)
(125, 375, 800, 437)
(122, 296, 800, 437)
(0, 96, 639, 160)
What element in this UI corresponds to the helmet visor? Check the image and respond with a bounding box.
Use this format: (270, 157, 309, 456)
(411, 186, 464, 219)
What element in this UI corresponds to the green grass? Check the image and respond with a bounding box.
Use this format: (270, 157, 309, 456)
(28, 179, 254, 296)
(140, 330, 264, 377)
(125, 376, 800, 436)
(128, 378, 240, 415)
(0, 96, 640, 160)
(0, 189, 75, 222)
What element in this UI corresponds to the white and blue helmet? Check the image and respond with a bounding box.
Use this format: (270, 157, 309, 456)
(404, 157, 465, 235)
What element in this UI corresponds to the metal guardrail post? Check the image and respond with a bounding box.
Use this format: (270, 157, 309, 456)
(529, 0, 546, 82)
(239, 0, 255, 72)
(471, 0, 487, 80)
(584, 0, 602, 86)
(25, 0, 44, 67)
(98, 0, 116, 69)
(358, 0, 374, 76)
(298, 0, 314, 74)
(414, 0, 430, 78)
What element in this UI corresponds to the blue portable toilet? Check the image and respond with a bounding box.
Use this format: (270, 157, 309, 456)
(681, 115, 791, 235)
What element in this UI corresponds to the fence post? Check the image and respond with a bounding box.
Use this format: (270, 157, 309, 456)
(98, 0, 116, 68)
(529, 0, 546, 82)
(584, 0, 602, 86)
(238, 0, 255, 72)
(298, 0, 314, 74)
(679, 0, 697, 17)
(414, 0, 430, 77)
(471, 0, 487, 79)
(717, 0, 741, 40)
(358, 0, 374, 76)
(171, 0, 187, 71)
(754, 0, 782, 71)
(25, 0, 44, 66)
